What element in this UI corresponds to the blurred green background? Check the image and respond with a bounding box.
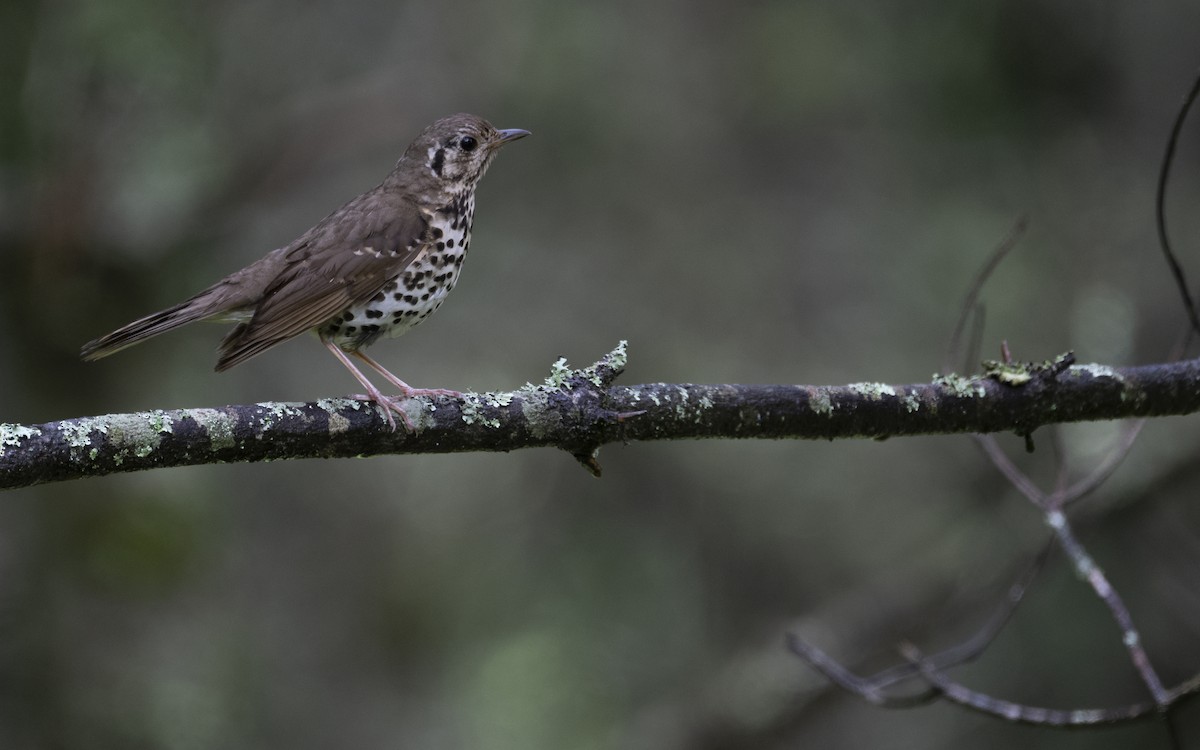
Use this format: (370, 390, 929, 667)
(4, 0, 1200, 747)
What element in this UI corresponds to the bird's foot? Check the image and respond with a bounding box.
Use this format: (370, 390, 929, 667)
(397, 386, 464, 399)
(349, 388, 461, 432)
(350, 392, 414, 432)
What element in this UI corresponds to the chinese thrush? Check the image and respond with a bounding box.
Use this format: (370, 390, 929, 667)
(82, 113, 529, 430)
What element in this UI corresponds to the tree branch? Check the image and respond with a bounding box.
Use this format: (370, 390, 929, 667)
(5, 342, 1200, 489)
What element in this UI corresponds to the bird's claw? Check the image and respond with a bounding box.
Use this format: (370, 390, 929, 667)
(396, 386, 464, 399)
(350, 393, 416, 432)
(351, 389, 463, 432)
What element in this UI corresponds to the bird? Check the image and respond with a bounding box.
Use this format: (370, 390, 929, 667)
(82, 113, 529, 431)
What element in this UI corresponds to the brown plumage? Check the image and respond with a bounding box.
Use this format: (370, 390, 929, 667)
(82, 113, 529, 430)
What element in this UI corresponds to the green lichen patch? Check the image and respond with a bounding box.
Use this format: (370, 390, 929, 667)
(808, 387, 834, 416)
(983, 351, 1076, 387)
(1071, 363, 1124, 382)
(0, 424, 39, 454)
(934, 373, 987, 398)
(902, 392, 921, 413)
(254, 402, 308, 429)
(518, 388, 562, 439)
(544, 357, 572, 390)
(481, 391, 514, 408)
(662, 386, 716, 423)
(460, 393, 501, 428)
(313, 397, 369, 413)
(463, 342, 629, 431)
(315, 399, 353, 433)
(578, 340, 628, 386)
(184, 408, 238, 451)
(631, 387, 662, 407)
(62, 419, 102, 447)
(60, 418, 110, 461)
(147, 410, 175, 433)
(89, 411, 189, 465)
(607, 340, 629, 369)
(537, 341, 629, 392)
(847, 382, 897, 400)
(982, 360, 1033, 386)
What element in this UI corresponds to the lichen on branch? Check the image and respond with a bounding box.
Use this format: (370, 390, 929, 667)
(3, 342, 1200, 489)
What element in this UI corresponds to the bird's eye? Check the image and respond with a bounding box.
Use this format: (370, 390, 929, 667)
(458, 136, 477, 152)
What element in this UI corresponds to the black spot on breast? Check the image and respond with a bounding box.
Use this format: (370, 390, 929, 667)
(365, 309, 383, 319)
(342, 311, 354, 321)
(432, 227, 444, 239)
(383, 280, 398, 293)
(447, 238, 455, 249)
(431, 148, 445, 176)
(344, 325, 357, 334)
(370, 291, 385, 303)
(436, 241, 445, 251)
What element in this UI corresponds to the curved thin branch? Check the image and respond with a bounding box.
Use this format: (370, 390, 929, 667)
(945, 216, 1027, 372)
(4, 343, 1200, 489)
(1046, 510, 1169, 706)
(786, 537, 1055, 708)
(898, 643, 1166, 727)
(1156, 67, 1200, 337)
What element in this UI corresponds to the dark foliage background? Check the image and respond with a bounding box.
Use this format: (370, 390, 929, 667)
(3, 1, 1200, 747)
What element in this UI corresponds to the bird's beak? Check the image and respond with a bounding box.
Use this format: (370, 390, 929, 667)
(495, 128, 531, 146)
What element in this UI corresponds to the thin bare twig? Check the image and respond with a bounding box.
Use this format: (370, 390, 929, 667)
(1155, 67, 1200, 337)
(787, 539, 1053, 705)
(784, 634, 939, 708)
(944, 217, 1028, 373)
(899, 642, 1162, 726)
(793, 163, 1200, 730)
(1045, 509, 1170, 706)
(1057, 420, 1146, 507)
(1058, 327, 1193, 508)
(974, 435, 1043, 504)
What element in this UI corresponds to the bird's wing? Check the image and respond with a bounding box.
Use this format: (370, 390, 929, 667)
(215, 192, 430, 371)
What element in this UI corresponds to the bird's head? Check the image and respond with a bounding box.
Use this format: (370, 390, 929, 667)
(398, 113, 529, 191)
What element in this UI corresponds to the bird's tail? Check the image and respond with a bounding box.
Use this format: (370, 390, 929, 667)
(81, 292, 228, 361)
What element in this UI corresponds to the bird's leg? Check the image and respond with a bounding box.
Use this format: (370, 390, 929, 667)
(322, 337, 410, 431)
(350, 350, 464, 399)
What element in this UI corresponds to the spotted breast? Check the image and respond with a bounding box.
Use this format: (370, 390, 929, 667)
(319, 192, 475, 350)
